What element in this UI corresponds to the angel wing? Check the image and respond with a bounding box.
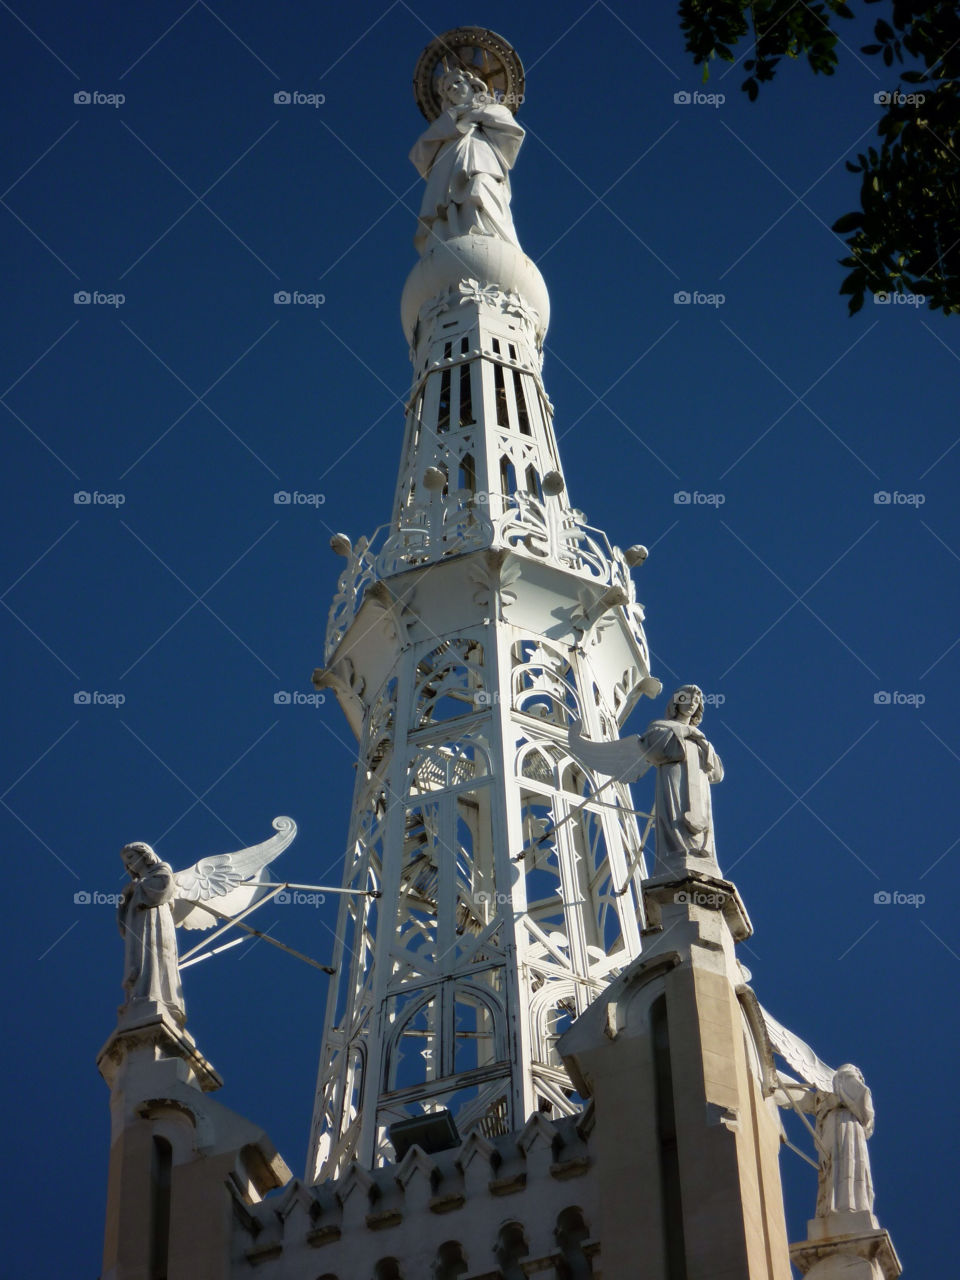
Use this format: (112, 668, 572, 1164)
(759, 1003, 835, 1092)
(567, 718, 651, 783)
(172, 816, 297, 931)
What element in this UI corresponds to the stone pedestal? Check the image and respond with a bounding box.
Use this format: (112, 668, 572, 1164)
(98, 1007, 222, 1097)
(559, 869, 791, 1280)
(642, 869, 753, 943)
(99, 1010, 289, 1280)
(790, 1218, 902, 1280)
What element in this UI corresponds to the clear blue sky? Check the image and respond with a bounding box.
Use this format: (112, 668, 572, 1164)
(2, 3, 954, 1273)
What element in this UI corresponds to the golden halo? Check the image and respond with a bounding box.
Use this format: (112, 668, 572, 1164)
(412, 27, 525, 121)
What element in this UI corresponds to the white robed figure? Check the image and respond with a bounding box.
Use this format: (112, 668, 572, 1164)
(568, 685, 724, 873)
(117, 816, 297, 1027)
(814, 1064, 876, 1217)
(410, 66, 524, 255)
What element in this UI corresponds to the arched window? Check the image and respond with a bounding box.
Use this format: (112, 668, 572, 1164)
(555, 1206, 593, 1279)
(434, 1241, 468, 1279)
(374, 1259, 403, 1280)
(495, 1221, 529, 1278)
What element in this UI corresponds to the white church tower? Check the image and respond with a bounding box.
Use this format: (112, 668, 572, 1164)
(308, 26, 662, 1182)
(97, 29, 903, 1280)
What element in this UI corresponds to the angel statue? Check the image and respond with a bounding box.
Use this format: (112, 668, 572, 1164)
(811, 1064, 876, 1218)
(117, 816, 297, 1028)
(409, 65, 524, 256)
(760, 1008, 878, 1228)
(568, 685, 724, 876)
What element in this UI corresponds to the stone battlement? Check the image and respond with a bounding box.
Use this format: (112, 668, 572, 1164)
(240, 1111, 598, 1277)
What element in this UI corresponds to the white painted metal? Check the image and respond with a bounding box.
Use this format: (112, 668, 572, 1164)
(307, 44, 662, 1182)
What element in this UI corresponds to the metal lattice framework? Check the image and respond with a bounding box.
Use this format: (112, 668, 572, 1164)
(307, 38, 662, 1181)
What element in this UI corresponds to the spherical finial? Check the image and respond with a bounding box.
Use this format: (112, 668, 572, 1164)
(542, 470, 565, 496)
(625, 545, 649, 567)
(413, 27, 524, 121)
(423, 466, 447, 491)
(330, 533, 352, 557)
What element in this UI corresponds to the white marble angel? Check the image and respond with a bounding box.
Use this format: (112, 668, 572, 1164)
(813, 1064, 876, 1217)
(568, 685, 723, 874)
(117, 816, 296, 1027)
(759, 1010, 877, 1225)
(409, 66, 524, 255)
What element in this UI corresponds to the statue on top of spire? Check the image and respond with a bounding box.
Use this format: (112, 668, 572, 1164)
(410, 65, 524, 256)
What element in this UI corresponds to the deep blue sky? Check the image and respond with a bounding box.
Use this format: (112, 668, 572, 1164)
(2, 3, 954, 1274)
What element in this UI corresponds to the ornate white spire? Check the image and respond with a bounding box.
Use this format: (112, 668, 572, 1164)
(308, 29, 662, 1182)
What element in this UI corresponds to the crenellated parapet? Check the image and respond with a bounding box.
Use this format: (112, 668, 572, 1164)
(237, 1111, 598, 1278)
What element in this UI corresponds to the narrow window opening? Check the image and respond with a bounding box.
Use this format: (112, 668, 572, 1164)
(652, 996, 687, 1280)
(500, 456, 517, 495)
(459, 453, 477, 494)
(513, 370, 532, 434)
(493, 363, 509, 427)
(491, 337, 501, 354)
(437, 369, 451, 434)
(508, 342, 517, 360)
(459, 363, 474, 427)
(525, 464, 542, 499)
(150, 1136, 172, 1280)
(460, 336, 469, 355)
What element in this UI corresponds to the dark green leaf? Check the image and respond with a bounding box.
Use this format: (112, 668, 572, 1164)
(833, 211, 865, 232)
